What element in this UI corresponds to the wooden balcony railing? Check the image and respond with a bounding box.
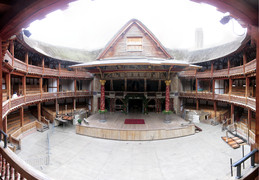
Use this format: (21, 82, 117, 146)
(197, 92, 213, 99)
(4, 51, 92, 78)
(245, 59, 256, 74)
(213, 69, 228, 78)
(229, 65, 244, 76)
(196, 71, 211, 78)
(2, 91, 92, 118)
(28, 64, 43, 75)
(180, 92, 255, 110)
(178, 59, 256, 78)
(0, 142, 51, 180)
(178, 70, 196, 77)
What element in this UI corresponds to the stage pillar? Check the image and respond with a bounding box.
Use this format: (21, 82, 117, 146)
(165, 80, 171, 111)
(100, 80, 106, 111)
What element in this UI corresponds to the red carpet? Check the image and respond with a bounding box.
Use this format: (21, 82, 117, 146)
(124, 119, 145, 124)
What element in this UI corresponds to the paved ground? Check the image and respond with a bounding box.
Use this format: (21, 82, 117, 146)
(16, 121, 250, 180)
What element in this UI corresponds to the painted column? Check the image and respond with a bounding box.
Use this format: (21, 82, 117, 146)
(165, 80, 171, 111)
(100, 80, 106, 111)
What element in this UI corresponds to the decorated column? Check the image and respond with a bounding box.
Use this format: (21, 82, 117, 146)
(100, 80, 106, 111)
(165, 80, 171, 112)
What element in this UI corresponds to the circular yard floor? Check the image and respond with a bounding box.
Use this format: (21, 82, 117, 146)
(17, 122, 249, 180)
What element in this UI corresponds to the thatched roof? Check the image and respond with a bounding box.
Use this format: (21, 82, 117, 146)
(20, 30, 247, 65)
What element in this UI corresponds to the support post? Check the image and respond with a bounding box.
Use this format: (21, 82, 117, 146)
(57, 78, 59, 92)
(0, 38, 2, 130)
(245, 77, 249, 103)
(55, 99, 59, 115)
(124, 78, 127, 91)
(42, 58, 44, 74)
(25, 52, 28, 72)
(196, 99, 199, 110)
(231, 104, 234, 124)
(6, 73, 10, 100)
(229, 78, 232, 101)
(165, 80, 171, 112)
(144, 78, 147, 92)
(20, 106, 24, 127)
(37, 103, 41, 121)
(22, 76, 26, 101)
(39, 77, 42, 98)
(243, 52, 247, 74)
(211, 61, 213, 77)
(255, 28, 259, 162)
(248, 109, 251, 130)
(3, 117, 7, 133)
(74, 79, 77, 95)
(10, 40, 14, 66)
(214, 101, 217, 120)
(213, 79, 215, 99)
(73, 98, 76, 111)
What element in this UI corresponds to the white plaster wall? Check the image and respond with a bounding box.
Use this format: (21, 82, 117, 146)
(60, 79, 74, 91)
(48, 79, 57, 93)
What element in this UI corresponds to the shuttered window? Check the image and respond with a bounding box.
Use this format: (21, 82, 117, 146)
(127, 37, 143, 51)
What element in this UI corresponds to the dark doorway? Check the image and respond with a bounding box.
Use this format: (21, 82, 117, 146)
(128, 99, 142, 113)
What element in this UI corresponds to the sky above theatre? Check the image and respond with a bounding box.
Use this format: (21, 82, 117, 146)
(26, 0, 246, 51)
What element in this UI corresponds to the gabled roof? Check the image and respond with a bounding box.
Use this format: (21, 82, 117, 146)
(96, 19, 173, 60)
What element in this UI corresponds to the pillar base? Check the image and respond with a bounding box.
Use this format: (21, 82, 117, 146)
(164, 114, 171, 123)
(99, 113, 107, 123)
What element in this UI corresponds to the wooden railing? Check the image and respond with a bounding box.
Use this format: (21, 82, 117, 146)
(179, 92, 255, 110)
(9, 121, 43, 150)
(178, 59, 256, 78)
(196, 71, 211, 78)
(229, 65, 244, 76)
(2, 91, 92, 118)
(213, 69, 228, 78)
(0, 142, 51, 180)
(245, 59, 256, 74)
(4, 51, 92, 78)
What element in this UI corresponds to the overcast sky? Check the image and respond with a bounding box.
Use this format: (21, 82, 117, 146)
(26, 0, 246, 50)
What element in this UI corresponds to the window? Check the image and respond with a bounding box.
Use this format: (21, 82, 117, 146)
(127, 37, 143, 51)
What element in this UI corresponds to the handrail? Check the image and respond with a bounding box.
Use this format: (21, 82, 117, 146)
(4, 51, 92, 79)
(232, 149, 258, 179)
(179, 91, 256, 111)
(0, 129, 8, 148)
(2, 91, 93, 119)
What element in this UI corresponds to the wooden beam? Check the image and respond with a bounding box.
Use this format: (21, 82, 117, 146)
(248, 108, 251, 130)
(214, 101, 217, 119)
(37, 103, 41, 121)
(144, 78, 147, 92)
(229, 78, 232, 100)
(42, 57, 44, 74)
(196, 99, 199, 110)
(10, 40, 14, 66)
(255, 28, 259, 162)
(3, 117, 7, 134)
(22, 75, 26, 97)
(0, 37, 3, 130)
(124, 78, 127, 91)
(25, 51, 28, 72)
(228, 59, 230, 75)
(20, 106, 24, 127)
(57, 78, 59, 92)
(231, 104, 234, 124)
(39, 77, 42, 98)
(6, 73, 10, 100)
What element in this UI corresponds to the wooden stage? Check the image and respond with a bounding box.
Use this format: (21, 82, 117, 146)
(76, 112, 195, 140)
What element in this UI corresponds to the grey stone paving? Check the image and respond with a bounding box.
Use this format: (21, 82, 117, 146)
(17, 122, 250, 180)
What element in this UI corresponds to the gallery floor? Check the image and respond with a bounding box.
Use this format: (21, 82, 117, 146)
(16, 121, 250, 180)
